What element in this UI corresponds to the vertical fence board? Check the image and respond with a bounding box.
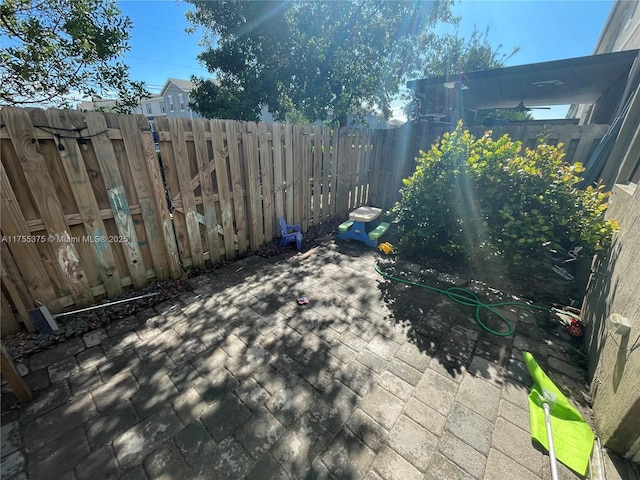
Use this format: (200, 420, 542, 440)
(301, 128, 311, 232)
(338, 127, 351, 218)
(225, 120, 246, 257)
(155, 117, 189, 268)
(193, 119, 221, 264)
(2, 108, 94, 306)
(258, 122, 275, 240)
(211, 120, 236, 259)
(320, 127, 331, 222)
(243, 125, 263, 251)
(312, 126, 322, 225)
(368, 126, 383, 207)
(284, 124, 295, 222)
(272, 123, 285, 221)
(329, 128, 340, 219)
(85, 113, 147, 289)
(291, 125, 302, 226)
(140, 128, 180, 279)
(168, 117, 204, 268)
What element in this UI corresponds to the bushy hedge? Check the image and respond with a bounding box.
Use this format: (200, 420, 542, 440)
(393, 124, 618, 266)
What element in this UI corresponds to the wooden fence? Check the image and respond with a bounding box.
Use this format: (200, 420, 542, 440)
(0, 107, 375, 333)
(0, 107, 610, 334)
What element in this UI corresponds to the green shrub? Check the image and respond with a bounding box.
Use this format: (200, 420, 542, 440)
(393, 123, 618, 266)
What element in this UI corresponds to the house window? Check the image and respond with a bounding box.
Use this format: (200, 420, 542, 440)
(145, 102, 152, 115)
(178, 94, 185, 111)
(160, 101, 166, 114)
(168, 95, 174, 112)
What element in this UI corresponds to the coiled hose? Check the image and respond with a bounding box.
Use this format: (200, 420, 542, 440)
(374, 260, 551, 337)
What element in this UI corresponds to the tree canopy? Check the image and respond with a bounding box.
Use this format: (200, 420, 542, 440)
(186, 0, 457, 125)
(0, 0, 145, 111)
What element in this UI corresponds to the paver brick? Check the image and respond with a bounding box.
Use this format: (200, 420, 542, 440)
(387, 358, 422, 386)
(246, 454, 293, 480)
(174, 421, 216, 465)
(338, 360, 376, 396)
(142, 438, 192, 480)
(372, 446, 423, 480)
(28, 338, 85, 371)
(83, 328, 109, 348)
(403, 396, 446, 436)
(360, 385, 403, 430)
(19, 382, 71, 424)
(112, 406, 183, 468)
(498, 398, 530, 432)
(235, 407, 285, 459)
(356, 349, 387, 374)
(423, 452, 475, 480)
(47, 356, 79, 383)
(388, 415, 437, 471)
(106, 315, 140, 338)
(446, 402, 494, 456)
(321, 429, 376, 479)
(306, 382, 359, 433)
(198, 436, 253, 480)
(74, 444, 119, 480)
(235, 378, 270, 411)
(86, 400, 140, 450)
(168, 362, 201, 392)
(413, 368, 459, 416)
(27, 427, 89, 480)
(378, 370, 414, 401)
(265, 379, 316, 426)
(394, 342, 432, 372)
(67, 368, 102, 395)
(1, 419, 21, 458)
(23, 393, 96, 454)
(346, 408, 389, 453)
(100, 331, 139, 357)
(171, 387, 209, 424)
(131, 373, 180, 418)
(456, 374, 501, 422)
(194, 369, 239, 404)
(1, 450, 25, 479)
(366, 335, 400, 361)
(76, 346, 107, 370)
(200, 394, 251, 442)
(97, 348, 140, 379)
(491, 417, 543, 475)
(484, 448, 540, 480)
(23, 369, 50, 392)
(91, 372, 139, 412)
(271, 419, 332, 478)
(219, 334, 247, 357)
(437, 431, 487, 479)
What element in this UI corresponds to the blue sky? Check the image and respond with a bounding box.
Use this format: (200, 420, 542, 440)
(118, 0, 615, 120)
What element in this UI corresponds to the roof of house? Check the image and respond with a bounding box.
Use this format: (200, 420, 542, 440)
(407, 49, 640, 111)
(160, 78, 197, 95)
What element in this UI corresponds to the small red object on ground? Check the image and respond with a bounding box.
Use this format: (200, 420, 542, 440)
(297, 296, 309, 305)
(566, 318, 585, 337)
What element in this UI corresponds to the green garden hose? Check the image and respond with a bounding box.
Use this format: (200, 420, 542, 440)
(374, 260, 552, 337)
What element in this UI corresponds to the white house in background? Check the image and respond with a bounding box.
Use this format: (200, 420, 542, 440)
(157, 78, 204, 120)
(77, 78, 204, 121)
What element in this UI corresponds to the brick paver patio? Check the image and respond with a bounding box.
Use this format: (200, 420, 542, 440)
(1, 239, 591, 480)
